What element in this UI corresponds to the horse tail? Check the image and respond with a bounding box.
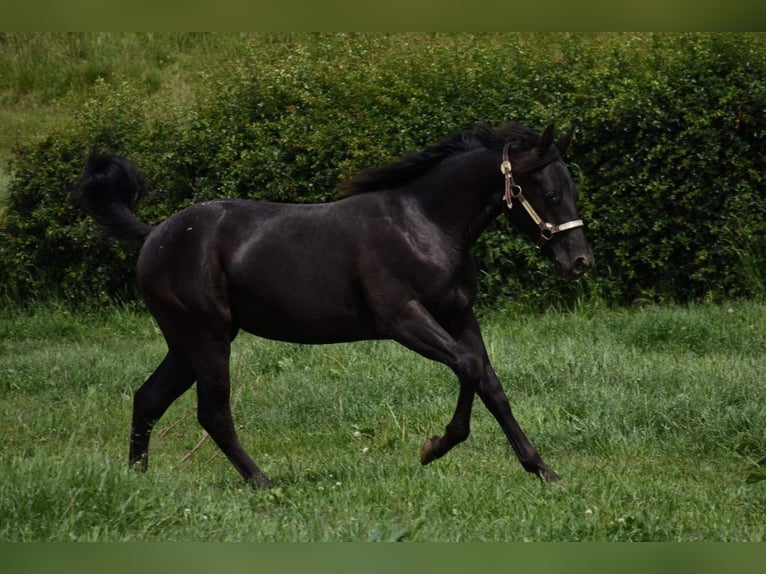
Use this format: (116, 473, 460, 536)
(74, 153, 154, 241)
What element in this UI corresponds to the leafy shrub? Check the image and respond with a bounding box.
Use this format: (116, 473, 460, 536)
(567, 33, 766, 303)
(1, 33, 765, 308)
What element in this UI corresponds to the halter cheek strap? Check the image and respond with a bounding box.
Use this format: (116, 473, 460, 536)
(501, 143, 584, 249)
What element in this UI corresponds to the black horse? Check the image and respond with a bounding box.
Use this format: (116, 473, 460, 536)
(76, 122, 593, 487)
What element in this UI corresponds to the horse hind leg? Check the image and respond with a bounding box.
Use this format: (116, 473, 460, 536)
(129, 349, 196, 471)
(190, 339, 273, 488)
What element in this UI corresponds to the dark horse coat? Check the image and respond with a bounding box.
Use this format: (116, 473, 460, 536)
(76, 122, 593, 486)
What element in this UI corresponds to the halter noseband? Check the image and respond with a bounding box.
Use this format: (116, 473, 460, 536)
(501, 142, 584, 249)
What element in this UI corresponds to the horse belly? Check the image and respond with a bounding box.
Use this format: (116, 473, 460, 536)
(227, 260, 379, 344)
(233, 295, 378, 344)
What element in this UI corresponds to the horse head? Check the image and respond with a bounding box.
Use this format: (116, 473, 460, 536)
(501, 123, 593, 279)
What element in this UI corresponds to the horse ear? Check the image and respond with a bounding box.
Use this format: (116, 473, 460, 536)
(538, 123, 555, 152)
(555, 126, 575, 155)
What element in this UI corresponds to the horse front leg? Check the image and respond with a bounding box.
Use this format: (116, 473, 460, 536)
(459, 314, 560, 482)
(420, 382, 475, 465)
(477, 363, 560, 482)
(386, 301, 482, 465)
(390, 302, 559, 482)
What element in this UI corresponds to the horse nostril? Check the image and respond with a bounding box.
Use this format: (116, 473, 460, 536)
(573, 255, 591, 276)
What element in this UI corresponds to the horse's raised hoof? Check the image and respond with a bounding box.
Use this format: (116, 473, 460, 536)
(420, 435, 441, 465)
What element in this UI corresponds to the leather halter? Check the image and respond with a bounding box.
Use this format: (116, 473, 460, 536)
(501, 142, 584, 249)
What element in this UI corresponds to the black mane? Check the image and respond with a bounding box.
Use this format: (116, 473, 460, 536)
(339, 122, 546, 196)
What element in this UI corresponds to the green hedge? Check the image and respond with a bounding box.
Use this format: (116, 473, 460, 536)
(1, 33, 765, 308)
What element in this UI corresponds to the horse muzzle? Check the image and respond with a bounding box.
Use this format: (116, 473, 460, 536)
(554, 250, 593, 280)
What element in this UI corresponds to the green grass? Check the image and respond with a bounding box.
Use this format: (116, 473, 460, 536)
(1, 301, 765, 541)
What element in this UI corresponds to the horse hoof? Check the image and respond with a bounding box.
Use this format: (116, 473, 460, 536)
(538, 467, 562, 484)
(249, 475, 274, 489)
(420, 436, 440, 465)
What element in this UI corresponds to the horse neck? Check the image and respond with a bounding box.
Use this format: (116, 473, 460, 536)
(411, 147, 503, 248)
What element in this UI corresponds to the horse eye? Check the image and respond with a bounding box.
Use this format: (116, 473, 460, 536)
(544, 190, 562, 206)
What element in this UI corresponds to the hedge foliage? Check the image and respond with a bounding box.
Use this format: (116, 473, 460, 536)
(1, 33, 765, 308)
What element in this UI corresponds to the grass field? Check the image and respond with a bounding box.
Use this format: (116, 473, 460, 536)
(1, 300, 765, 541)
